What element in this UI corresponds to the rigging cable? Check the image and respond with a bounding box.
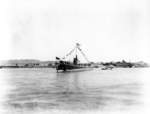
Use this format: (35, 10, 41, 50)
(77, 47, 90, 63)
(62, 46, 76, 59)
(62, 43, 90, 63)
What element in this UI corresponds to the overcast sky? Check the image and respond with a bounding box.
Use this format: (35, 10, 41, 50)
(0, 0, 150, 62)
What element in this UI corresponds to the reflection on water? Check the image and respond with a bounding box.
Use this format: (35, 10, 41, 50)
(0, 68, 145, 112)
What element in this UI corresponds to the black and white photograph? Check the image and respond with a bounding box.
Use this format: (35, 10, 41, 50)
(0, 0, 150, 114)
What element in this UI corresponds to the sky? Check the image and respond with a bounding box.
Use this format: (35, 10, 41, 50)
(0, 0, 150, 62)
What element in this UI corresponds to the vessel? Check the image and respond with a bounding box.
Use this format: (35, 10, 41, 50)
(56, 43, 92, 72)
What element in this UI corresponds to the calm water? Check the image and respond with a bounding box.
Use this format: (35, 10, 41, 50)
(0, 68, 147, 113)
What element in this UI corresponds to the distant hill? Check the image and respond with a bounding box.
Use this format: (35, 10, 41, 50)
(101, 60, 149, 68)
(0, 59, 40, 65)
(132, 61, 149, 68)
(0, 59, 56, 67)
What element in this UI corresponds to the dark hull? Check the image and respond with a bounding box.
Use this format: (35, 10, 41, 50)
(56, 63, 91, 72)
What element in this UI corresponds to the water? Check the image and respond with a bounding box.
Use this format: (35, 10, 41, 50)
(0, 68, 148, 114)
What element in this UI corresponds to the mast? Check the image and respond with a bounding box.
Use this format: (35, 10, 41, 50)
(61, 43, 90, 63)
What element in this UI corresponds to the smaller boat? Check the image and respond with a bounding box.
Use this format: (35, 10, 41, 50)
(101, 65, 114, 70)
(56, 43, 92, 72)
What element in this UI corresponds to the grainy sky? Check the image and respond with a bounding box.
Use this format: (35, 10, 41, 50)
(0, 0, 150, 62)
